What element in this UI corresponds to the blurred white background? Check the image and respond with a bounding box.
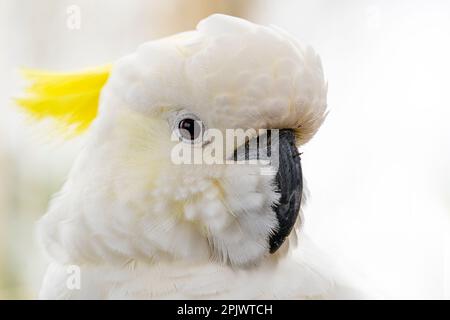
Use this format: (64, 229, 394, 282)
(0, 0, 449, 299)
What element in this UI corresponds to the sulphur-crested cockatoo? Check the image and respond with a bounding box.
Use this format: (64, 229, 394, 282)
(17, 14, 364, 299)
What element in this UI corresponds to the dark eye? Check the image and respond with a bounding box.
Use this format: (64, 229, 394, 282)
(178, 118, 202, 141)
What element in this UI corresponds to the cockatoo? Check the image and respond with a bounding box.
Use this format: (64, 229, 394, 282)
(17, 14, 364, 299)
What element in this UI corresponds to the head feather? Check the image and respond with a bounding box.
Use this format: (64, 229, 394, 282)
(15, 64, 111, 134)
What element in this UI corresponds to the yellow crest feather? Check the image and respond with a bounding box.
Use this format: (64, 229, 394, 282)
(15, 64, 112, 134)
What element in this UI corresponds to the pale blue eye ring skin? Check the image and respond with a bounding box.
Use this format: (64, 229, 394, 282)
(168, 110, 207, 145)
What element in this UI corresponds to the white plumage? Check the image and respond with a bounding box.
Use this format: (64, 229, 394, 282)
(37, 14, 364, 299)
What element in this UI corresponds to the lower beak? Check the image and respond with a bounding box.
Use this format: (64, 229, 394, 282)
(269, 129, 303, 253)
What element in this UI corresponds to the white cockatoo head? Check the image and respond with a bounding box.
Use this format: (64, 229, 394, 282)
(21, 14, 327, 267)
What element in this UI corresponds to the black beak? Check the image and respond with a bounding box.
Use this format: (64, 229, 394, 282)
(269, 129, 302, 253)
(232, 129, 303, 254)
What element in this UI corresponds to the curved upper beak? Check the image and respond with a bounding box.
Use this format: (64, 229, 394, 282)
(269, 129, 302, 253)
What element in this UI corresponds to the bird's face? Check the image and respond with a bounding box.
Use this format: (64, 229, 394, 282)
(38, 14, 326, 267)
(87, 103, 302, 266)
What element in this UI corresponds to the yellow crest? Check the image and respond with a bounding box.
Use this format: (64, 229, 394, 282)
(15, 64, 112, 135)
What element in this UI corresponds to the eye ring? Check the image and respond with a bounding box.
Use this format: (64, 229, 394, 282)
(172, 111, 206, 144)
